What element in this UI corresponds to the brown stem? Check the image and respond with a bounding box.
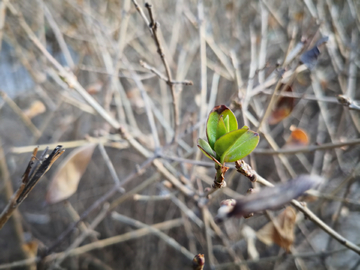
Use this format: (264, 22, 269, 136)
(205, 163, 229, 198)
(144, 2, 180, 142)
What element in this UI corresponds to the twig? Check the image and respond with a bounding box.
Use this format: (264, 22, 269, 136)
(111, 212, 194, 261)
(144, 2, 180, 142)
(131, 0, 151, 34)
(6, 1, 151, 158)
(197, 0, 207, 137)
(0, 258, 39, 270)
(139, 60, 193, 85)
(205, 164, 230, 198)
(236, 160, 360, 255)
(45, 155, 155, 254)
(43, 4, 74, 69)
(63, 201, 98, 241)
(49, 203, 110, 268)
(43, 218, 183, 261)
(162, 186, 203, 228)
(258, 1, 268, 84)
(11, 135, 129, 154)
(214, 245, 355, 268)
(338, 95, 360, 111)
(201, 207, 215, 268)
(133, 193, 173, 201)
(0, 91, 41, 137)
(0, 0, 9, 52)
(97, 143, 124, 191)
(253, 138, 360, 155)
(208, 72, 220, 112)
(0, 146, 64, 230)
(204, 34, 234, 80)
(260, 0, 286, 29)
(291, 200, 360, 255)
(121, 56, 161, 150)
(8, 1, 193, 221)
(261, 89, 347, 104)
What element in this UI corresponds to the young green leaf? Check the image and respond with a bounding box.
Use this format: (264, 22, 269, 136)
(213, 127, 249, 160)
(207, 111, 220, 149)
(216, 116, 227, 140)
(222, 131, 259, 163)
(206, 105, 238, 149)
(197, 139, 221, 165)
(214, 129, 259, 163)
(223, 115, 230, 132)
(198, 138, 216, 159)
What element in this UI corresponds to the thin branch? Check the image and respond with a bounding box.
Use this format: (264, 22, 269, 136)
(45, 218, 183, 261)
(214, 245, 355, 269)
(43, 4, 74, 69)
(253, 138, 360, 155)
(10, 135, 129, 153)
(97, 143, 124, 190)
(236, 160, 360, 255)
(45, 155, 155, 254)
(0, 91, 41, 137)
(0, 0, 9, 52)
(111, 212, 194, 260)
(143, 2, 180, 142)
(140, 60, 193, 85)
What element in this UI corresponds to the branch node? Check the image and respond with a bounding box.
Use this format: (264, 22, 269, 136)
(235, 160, 257, 182)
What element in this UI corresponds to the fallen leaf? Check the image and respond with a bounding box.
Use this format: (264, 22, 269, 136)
(284, 126, 309, 148)
(256, 206, 296, 252)
(23, 100, 46, 119)
(268, 84, 295, 125)
(46, 144, 96, 204)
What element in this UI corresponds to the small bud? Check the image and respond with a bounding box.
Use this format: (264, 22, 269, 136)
(192, 254, 205, 270)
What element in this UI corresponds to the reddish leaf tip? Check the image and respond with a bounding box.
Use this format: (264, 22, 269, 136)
(211, 105, 229, 114)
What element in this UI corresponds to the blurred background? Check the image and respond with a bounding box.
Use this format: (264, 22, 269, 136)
(1, 0, 360, 269)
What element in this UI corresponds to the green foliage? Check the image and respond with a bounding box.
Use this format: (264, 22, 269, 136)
(198, 105, 259, 164)
(206, 105, 238, 149)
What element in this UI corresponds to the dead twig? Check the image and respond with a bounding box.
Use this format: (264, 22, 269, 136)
(139, 60, 193, 85)
(141, 2, 182, 142)
(0, 91, 41, 137)
(0, 145, 64, 230)
(111, 212, 194, 260)
(253, 138, 360, 155)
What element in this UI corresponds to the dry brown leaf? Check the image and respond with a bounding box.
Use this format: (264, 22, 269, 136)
(23, 100, 46, 119)
(46, 144, 96, 204)
(268, 84, 295, 125)
(256, 206, 296, 252)
(284, 126, 309, 148)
